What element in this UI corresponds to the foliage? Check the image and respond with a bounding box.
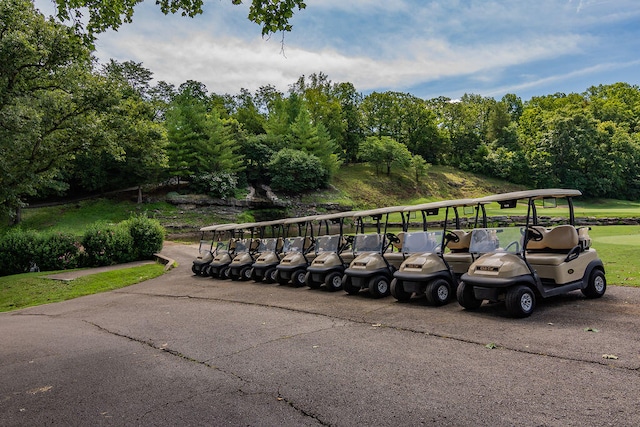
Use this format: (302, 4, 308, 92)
(189, 172, 239, 199)
(121, 214, 165, 259)
(81, 222, 135, 266)
(53, 0, 306, 38)
(35, 232, 82, 272)
(0, 229, 40, 276)
(359, 136, 412, 176)
(268, 148, 328, 193)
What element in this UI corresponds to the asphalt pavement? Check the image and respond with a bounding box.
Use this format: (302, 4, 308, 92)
(1, 241, 639, 426)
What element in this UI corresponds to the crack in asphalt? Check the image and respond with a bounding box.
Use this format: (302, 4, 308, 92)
(84, 320, 332, 424)
(110, 290, 640, 373)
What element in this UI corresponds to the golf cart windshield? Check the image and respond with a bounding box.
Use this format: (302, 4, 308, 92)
(315, 235, 341, 254)
(283, 237, 304, 253)
(234, 238, 250, 253)
(402, 231, 442, 254)
(353, 233, 384, 253)
(469, 227, 523, 255)
(214, 240, 230, 253)
(257, 238, 277, 252)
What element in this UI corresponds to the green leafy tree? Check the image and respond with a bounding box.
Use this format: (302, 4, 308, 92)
(268, 148, 328, 193)
(52, 0, 307, 38)
(0, 0, 119, 221)
(359, 136, 412, 176)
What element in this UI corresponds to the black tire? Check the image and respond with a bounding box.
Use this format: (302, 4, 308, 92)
(390, 278, 412, 302)
(456, 281, 482, 310)
(505, 285, 536, 318)
(250, 268, 259, 282)
(425, 278, 452, 306)
(368, 275, 390, 298)
(582, 269, 606, 298)
(306, 271, 322, 289)
(239, 266, 252, 281)
(324, 271, 343, 292)
(264, 268, 277, 284)
(191, 263, 200, 276)
(219, 266, 230, 280)
(292, 269, 307, 287)
(343, 275, 360, 295)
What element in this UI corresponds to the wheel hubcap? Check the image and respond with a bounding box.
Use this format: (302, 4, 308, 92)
(520, 293, 533, 311)
(594, 276, 605, 293)
(332, 276, 342, 288)
(437, 285, 449, 301)
(377, 281, 388, 294)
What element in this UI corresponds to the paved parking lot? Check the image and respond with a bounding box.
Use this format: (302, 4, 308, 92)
(1, 242, 639, 426)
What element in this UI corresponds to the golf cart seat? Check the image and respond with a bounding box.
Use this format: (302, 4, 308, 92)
(577, 227, 591, 250)
(250, 238, 261, 252)
(526, 225, 580, 266)
(276, 237, 284, 252)
(392, 231, 405, 250)
(443, 230, 473, 273)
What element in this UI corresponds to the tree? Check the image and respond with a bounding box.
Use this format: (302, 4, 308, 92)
(53, 0, 307, 38)
(0, 0, 119, 220)
(268, 148, 328, 193)
(359, 136, 412, 176)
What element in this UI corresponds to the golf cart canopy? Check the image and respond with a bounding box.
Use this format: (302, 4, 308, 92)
(283, 215, 324, 225)
(352, 205, 409, 219)
(314, 211, 356, 222)
(473, 189, 582, 207)
(403, 198, 476, 215)
(199, 224, 227, 232)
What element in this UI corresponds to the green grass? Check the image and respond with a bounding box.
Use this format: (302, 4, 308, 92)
(0, 263, 166, 312)
(589, 225, 640, 287)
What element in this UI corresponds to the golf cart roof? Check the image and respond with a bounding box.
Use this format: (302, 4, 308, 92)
(283, 214, 324, 225)
(199, 223, 226, 232)
(474, 189, 582, 205)
(403, 198, 476, 213)
(352, 205, 409, 218)
(213, 222, 261, 232)
(255, 218, 287, 228)
(314, 210, 356, 222)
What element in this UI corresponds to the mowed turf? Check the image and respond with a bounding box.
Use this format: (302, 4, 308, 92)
(589, 225, 640, 287)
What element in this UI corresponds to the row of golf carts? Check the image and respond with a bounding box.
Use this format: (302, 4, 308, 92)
(192, 189, 606, 317)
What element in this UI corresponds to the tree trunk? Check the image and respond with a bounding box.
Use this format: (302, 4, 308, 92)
(137, 186, 143, 204)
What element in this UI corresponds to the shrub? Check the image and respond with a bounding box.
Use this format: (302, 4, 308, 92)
(36, 232, 81, 271)
(0, 229, 40, 276)
(189, 172, 239, 199)
(268, 149, 328, 193)
(81, 222, 135, 267)
(122, 214, 165, 259)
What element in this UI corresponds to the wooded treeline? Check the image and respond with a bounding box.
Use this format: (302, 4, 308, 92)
(2, 0, 640, 220)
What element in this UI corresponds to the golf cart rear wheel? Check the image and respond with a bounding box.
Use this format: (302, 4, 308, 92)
(426, 279, 451, 306)
(264, 268, 277, 284)
(343, 276, 360, 295)
(305, 271, 322, 289)
(456, 281, 482, 310)
(324, 271, 343, 292)
(505, 285, 536, 318)
(292, 270, 307, 287)
(368, 275, 390, 298)
(582, 269, 606, 299)
(390, 279, 412, 302)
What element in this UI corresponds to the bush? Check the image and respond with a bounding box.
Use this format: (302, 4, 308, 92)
(122, 214, 165, 259)
(81, 222, 135, 267)
(36, 232, 81, 271)
(0, 229, 40, 276)
(189, 172, 238, 199)
(268, 149, 328, 193)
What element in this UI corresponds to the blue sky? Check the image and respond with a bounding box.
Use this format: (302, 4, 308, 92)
(36, 0, 640, 100)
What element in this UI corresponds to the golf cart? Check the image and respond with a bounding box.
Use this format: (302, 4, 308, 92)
(227, 222, 261, 281)
(391, 198, 478, 305)
(275, 215, 320, 287)
(249, 219, 286, 283)
(342, 206, 408, 298)
(205, 223, 242, 279)
(457, 189, 606, 317)
(192, 224, 222, 276)
(304, 210, 356, 291)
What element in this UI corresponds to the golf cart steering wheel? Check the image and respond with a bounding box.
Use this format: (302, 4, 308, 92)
(526, 227, 544, 241)
(504, 240, 520, 252)
(445, 232, 460, 243)
(386, 233, 400, 244)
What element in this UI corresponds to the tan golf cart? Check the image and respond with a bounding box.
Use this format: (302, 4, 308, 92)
(275, 215, 321, 287)
(342, 205, 408, 298)
(227, 222, 262, 281)
(391, 198, 478, 305)
(192, 224, 224, 276)
(249, 219, 286, 283)
(457, 189, 606, 317)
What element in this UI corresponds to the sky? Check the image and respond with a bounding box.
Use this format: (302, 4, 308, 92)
(35, 0, 640, 101)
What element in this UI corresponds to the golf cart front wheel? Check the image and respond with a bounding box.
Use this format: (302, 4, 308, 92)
(426, 279, 452, 306)
(505, 285, 536, 318)
(264, 268, 277, 284)
(368, 275, 390, 298)
(239, 266, 252, 281)
(456, 281, 482, 310)
(390, 278, 412, 302)
(191, 264, 200, 276)
(582, 269, 606, 298)
(324, 271, 343, 292)
(292, 270, 307, 287)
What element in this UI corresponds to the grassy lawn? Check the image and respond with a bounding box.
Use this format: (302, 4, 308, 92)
(0, 263, 166, 312)
(589, 225, 640, 287)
